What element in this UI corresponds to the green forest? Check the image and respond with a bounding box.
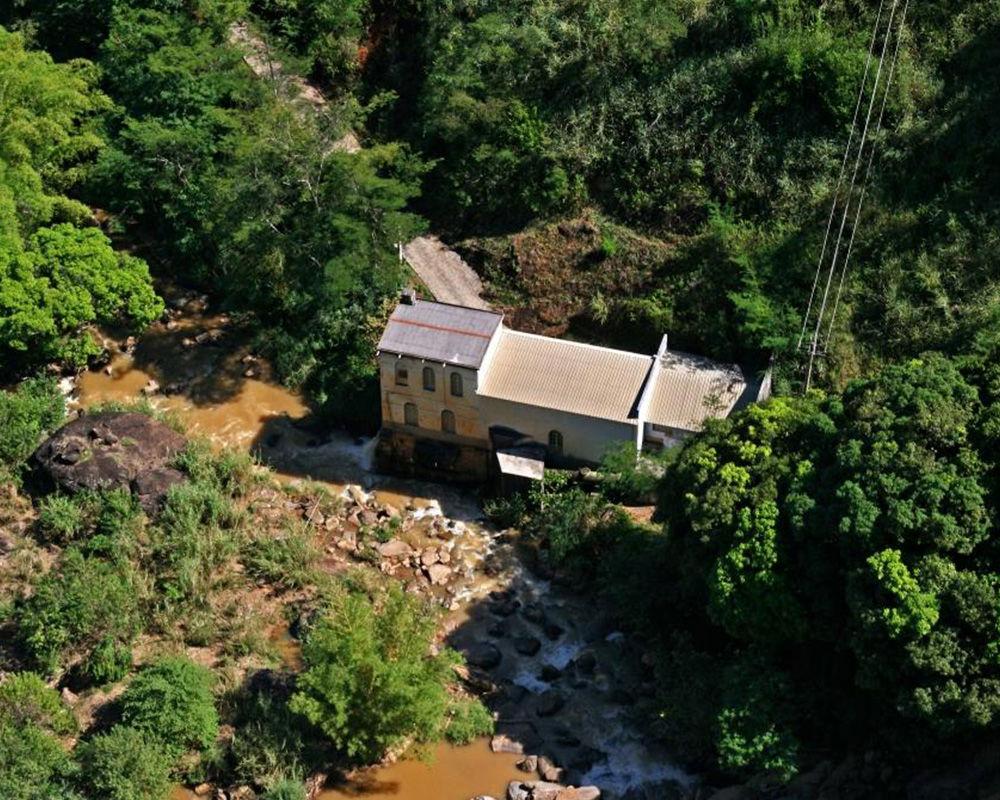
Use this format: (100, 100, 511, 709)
(1, 0, 999, 797)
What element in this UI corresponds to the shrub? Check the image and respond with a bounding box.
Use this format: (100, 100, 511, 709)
(173, 441, 256, 497)
(15, 549, 141, 676)
(598, 442, 668, 504)
(263, 779, 307, 800)
(152, 480, 241, 607)
(290, 586, 464, 763)
(483, 491, 530, 528)
(444, 696, 494, 745)
(76, 726, 172, 800)
(528, 486, 603, 562)
(230, 692, 311, 789)
(83, 637, 133, 685)
(91, 490, 143, 551)
(0, 720, 79, 800)
(120, 657, 219, 757)
(0, 672, 76, 735)
(37, 495, 86, 544)
(242, 527, 320, 589)
(599, 233, 619, 259)
(37, 489, 143, 558)
(0, 378, 65, 472)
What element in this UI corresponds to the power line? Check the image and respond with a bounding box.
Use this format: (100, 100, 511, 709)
(823, 0, 910, 350)
(797, 0, 888, 351)
(804, 0, 904, 391)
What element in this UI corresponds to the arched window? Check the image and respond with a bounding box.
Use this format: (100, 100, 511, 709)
(441, 409, 456, 434)
(548, 430, 564, 454)
(395, 363, 408, 386)
(450, 372, 464, 397)
(422, 366, 436, 392)
(404, 402, 419, 427)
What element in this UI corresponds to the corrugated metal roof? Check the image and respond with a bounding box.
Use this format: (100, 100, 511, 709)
(378, 299, 502, 368)
(478, 329, 652, 423)
(647, 351, 747, 431)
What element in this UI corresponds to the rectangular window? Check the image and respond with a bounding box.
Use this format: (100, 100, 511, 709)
(395, 364, 408, 386)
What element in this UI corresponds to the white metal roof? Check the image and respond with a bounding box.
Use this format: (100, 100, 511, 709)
(477, 329, 652, 423)
(646, 350, 747, 431)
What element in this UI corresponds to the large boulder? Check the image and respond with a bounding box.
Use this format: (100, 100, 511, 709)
(33, 412, 187, 512)
(507, 782, 601, 800)
(465, 642, 502, 669)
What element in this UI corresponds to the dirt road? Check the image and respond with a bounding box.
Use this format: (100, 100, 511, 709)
(403, 236, 490, 309)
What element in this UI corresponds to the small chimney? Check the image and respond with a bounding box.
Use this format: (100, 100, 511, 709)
(400, 288, 416, 305)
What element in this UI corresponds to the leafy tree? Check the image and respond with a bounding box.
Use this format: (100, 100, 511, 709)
(251, 0, 368, 84)
(15, 548, 141, 676)
(75, 726, 173, 800)
(0, 27, 107, 235)
(120, 657, 219, 757)
(290, 586, 488, 762)
(0, 376, 65, 473)
(0, 672, 76, 736)
(1, 224, 163, 371)
(0, 28, 161, 376)
(648, 353, 1000, 774)
(0, 672, 79, 800)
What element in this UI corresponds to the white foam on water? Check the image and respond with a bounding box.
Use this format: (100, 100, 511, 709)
(543, 638, 584, 670)
(581, 726, 695, 794)
(512, 669, 551, 694)
(411, 504, 443, 520)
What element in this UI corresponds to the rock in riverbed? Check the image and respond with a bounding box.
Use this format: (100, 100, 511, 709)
(507, 781, 600, 800)
(464, 642, 502, 669)
(33, 412, 187, 512)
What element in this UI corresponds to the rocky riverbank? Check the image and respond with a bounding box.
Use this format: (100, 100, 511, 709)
(41, 286, 693, 799)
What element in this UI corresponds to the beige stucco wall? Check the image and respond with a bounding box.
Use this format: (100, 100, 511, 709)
(479, 396, 637, 464)
(378, 354, 487, 442)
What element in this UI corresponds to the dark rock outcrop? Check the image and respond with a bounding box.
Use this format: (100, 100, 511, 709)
(465, 642, 503, 670)
(33, 412, 187, 512)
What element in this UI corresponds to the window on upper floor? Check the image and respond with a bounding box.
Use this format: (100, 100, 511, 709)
(450, 372, 464, 397)
(548, 429, 564, 454)
(423, 366, 436, 392)
(404, 402, 418, 427)
(441, 409, 456, 434)
(395, 363, 408, 386)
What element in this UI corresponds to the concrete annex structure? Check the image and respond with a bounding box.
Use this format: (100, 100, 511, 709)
(374, 295, 770, 482)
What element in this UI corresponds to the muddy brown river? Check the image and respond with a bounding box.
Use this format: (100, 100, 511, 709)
(75, 289, 692, 800)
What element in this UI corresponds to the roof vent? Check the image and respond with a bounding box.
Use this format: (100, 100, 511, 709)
(400, 288, 416, 305)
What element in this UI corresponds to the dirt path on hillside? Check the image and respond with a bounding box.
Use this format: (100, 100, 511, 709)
(402, 236, 491, 309)
(228, 21, 362, 154)
(228, 22, 488, 308)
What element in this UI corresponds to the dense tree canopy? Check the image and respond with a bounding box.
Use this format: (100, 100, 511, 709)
(645, 354, 1000, 775)
(0, 27, 161, 378)
(3, 0, 1000, 791)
